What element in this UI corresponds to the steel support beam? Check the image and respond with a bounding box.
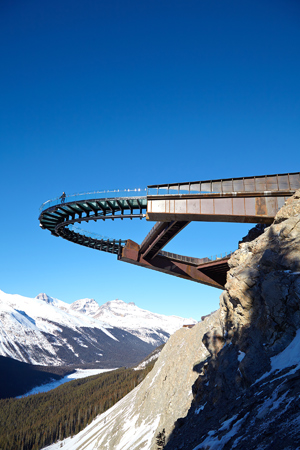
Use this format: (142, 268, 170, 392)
(139, 220, 190, 260)
(146, 193, 290, 224)
(120, 240, 228, 289)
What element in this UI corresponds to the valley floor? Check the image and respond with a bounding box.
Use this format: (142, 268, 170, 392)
(18, 368, 116, 397)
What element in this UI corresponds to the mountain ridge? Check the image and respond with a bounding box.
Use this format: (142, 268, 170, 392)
(0, 290, 196, 367)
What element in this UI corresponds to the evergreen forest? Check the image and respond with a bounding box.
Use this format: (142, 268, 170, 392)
(0, 363, 154, 450)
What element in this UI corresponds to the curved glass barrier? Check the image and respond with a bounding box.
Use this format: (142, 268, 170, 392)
(67, 225, 126, 243)
(159, 250, 234, 264)
(39, 188, 147, 212)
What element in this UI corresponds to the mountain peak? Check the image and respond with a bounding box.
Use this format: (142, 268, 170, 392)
(35, 293, 55, 305)
(93, 299, 197, 346)
(70, 298, 100, 316)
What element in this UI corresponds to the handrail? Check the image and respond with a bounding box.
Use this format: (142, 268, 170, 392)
(159, 250, 234, 264)
(147, 172, 300, 196)
(68, 225, 126, 243)
(39, 188, 147, 212)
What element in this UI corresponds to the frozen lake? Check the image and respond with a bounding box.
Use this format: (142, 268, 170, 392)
(18, 368, 117, 397)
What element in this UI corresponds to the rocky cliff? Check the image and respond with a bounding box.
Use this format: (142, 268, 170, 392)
(164, 188, 300, 450)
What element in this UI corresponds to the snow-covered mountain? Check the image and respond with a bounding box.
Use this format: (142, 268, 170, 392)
(73, 298, 197, 346)
(0, 290, 196, 367)
(69, 298, 100, 316)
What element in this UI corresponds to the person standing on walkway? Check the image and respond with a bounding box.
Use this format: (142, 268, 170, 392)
(60, 192, 66, 203)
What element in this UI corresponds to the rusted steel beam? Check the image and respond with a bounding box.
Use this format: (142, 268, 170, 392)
(120, 240, 227, 289)
(147, 195, 289, 224)
(146, 172, 300, 223)
(139, 222, 167, 253)
(140, 220, 189, 260)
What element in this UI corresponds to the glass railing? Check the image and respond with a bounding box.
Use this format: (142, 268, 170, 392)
(159, 250, 234, 264)
(39, 188, 147, 212)
(147, 185, 215, 196)
(67, 225, 126, 243)
(204, 251, 234, 261)
(147, 173, 300, 196)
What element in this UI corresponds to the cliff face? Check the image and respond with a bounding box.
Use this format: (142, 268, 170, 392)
(223, 189, 300, 364)
(164, 189, 300, 450)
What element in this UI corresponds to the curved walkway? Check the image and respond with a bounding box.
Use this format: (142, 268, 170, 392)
(39, 191, 147, 256)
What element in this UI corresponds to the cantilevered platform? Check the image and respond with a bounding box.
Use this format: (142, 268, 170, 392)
(39, 172, 300, 289)
(147, 173, 300, 224)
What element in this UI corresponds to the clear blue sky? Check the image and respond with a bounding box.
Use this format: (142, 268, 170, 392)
(0, 0, 299, 320)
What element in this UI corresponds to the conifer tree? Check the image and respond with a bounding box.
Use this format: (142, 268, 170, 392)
(156, 428, 166, 449)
